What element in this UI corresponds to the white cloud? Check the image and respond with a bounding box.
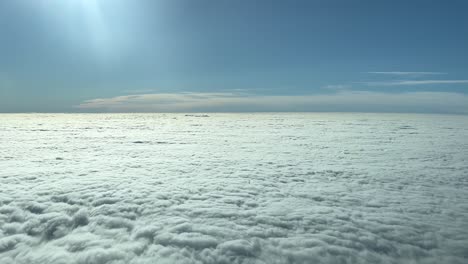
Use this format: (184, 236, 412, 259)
(363, 80, 468, 86)
(367, 71, 446, 75)
(75, 91, 468, 114)
(121, 89, 158, 94)
(321, 84, 351, 90)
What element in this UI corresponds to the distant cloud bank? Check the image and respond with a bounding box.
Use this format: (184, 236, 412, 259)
(76, 91, 468, 114)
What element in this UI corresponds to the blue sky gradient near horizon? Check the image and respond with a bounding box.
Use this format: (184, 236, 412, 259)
(1, 0, 468, 113)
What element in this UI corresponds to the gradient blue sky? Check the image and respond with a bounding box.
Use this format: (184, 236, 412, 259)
(1, 0, 468, 113)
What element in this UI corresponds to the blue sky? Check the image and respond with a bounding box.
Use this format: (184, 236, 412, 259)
(1, 0, 468, 113)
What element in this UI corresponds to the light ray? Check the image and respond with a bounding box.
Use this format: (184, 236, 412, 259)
(36, 0, 127, 61)
(78, 0, 110, 55)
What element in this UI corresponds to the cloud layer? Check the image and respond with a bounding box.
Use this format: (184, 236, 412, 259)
(1, 113, 468, 263)
(76, 91, 468, 114)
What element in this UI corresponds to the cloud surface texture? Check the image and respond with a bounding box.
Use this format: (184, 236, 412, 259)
(1, 113, 468, 263)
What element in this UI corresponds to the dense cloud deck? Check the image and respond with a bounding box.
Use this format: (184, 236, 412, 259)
(1, 113, 468, 263)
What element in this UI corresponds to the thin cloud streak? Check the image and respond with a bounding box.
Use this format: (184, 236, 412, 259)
(322, 84, 351, 90)
(363, 80, 468, 86)
(367, 72, 447, 75)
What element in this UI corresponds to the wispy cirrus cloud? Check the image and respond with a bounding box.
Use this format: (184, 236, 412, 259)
(362, 80, 468, 86)
(321, 84, 351, 90)
(121, 89, 158, 94)
(367, 71, 446, 75)
(75, 91, 468, 114)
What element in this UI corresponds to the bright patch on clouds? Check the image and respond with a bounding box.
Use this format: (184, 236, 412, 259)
(76, 91, 468, 114)
(1, 114, 468, 263)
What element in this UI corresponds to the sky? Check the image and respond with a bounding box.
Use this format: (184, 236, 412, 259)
(0, 0, 468, 113)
